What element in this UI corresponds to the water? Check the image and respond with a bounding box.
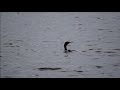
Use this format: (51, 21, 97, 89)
(1, 12, 120, 78)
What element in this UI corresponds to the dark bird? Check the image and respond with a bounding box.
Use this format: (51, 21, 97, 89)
(64, 41, 73, 53)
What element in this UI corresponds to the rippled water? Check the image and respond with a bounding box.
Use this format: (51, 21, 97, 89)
(1, 12, 120, 78)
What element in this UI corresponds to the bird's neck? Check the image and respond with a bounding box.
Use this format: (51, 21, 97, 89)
(64, 45, 67, 50)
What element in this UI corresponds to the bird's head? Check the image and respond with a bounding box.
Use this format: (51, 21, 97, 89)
(66, 41, 73, 44)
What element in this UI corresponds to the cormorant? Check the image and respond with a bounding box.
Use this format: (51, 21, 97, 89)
(64, 41, 73, 53)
